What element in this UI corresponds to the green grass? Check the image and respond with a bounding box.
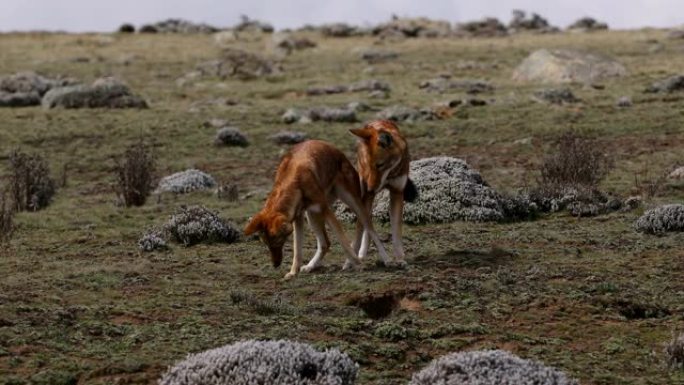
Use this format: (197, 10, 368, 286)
(0, 29, 683, 385)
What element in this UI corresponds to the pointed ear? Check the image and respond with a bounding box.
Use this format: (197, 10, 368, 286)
(244, 213, 263, 236)
(350, 127, 373, 141)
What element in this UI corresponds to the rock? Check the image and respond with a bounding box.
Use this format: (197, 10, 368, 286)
(213, 30, 238, 46)
(372, 16, 452, 38)
(568, 17, 608, 31)
(667, 29, 684, 39)
(139, 19, 218, 34)
(193, 48, 282, 80)
(306, 79, 390, 96)
(233, 15, 273, 33)
(622, 196, 642, 211)
(340, 157, 537, 224)
(645, 75, 684, 93)
(215, 127, 249, 147)
(513, 49, 627, 84)
(156, 169, 217, 194)
(410, 350, 577, 385)
(0, 91, 41, 107)
(533, 88, 581, 104)
(203, 118, 229, 128)
(616, 96, 633, 107)
(419, 77, 493, 94)
(282, 106, 358, 124)
(359, 49, 399, 63)
(508, 10, 558, 33)
(268, 131, 309, 145)
(455, 18, 508, 37)
(271, 33, 316, 55)
(634, 204, 684, 235)
(42, 77, 147, 109)
(0, 71, 77, 100)
(320, 23, 364, 37)
(376, 105, 439, 122)
(669, 166, 684, 180)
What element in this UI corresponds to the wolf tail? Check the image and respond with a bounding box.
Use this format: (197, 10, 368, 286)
(403, 178, 418, 203)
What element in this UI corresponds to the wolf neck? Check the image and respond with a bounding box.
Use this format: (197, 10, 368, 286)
(265, 182, 302, 222)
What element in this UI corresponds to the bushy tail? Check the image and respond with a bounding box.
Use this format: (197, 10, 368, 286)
(403, 178, 418, 203)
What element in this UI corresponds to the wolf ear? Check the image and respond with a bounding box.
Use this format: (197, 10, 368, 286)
(244, 213, 263, 236)
(267, 213, 292, 237)
(350, 127, 374, 141)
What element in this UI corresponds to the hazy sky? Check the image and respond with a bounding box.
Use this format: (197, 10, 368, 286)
(1, 0, 682, 32)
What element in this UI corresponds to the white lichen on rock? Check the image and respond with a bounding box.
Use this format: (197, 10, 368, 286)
(156, 169, 217, 194)
(214, 126, 249, 147)
(634, 204, 684, 235)
(339, 157, 536, 224)
(409, 350, 577, 385)
(159, 340, 358, 385)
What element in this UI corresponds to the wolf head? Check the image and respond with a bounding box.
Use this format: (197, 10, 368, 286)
(244, 212, 293, 268)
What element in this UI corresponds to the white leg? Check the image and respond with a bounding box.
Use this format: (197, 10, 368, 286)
(337, 189, 391, 266)
(301, 211, 329, 273)
(389, 191, 406, 267)
(359, 230, 370, 259)
(322, 208, 362, 270)
(284, 216, 305, 280)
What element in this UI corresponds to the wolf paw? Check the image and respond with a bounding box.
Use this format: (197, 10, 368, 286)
(283, 272, 298, 280)
(300, 264, 321, 273)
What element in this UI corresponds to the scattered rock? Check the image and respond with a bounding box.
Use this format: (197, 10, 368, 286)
(410, 350, 577, 385)
(376, 105, 440, 122)
(634, 204, 684, 234)
(667, 29, 684, 40)
(320, 23, 365, 37)
(233, 15, 274, 33)
(513, 49, 627, 84)
(268, 131, 309, 145)
(454, 18, 508, 37)
(138, 19, 218, 34)
(0, 91, 41, 107)
(568, 17, 609, 32)
(215, 127, 249, 147)
(419, 77, 493, 94)
(203, 118, 229, 128)
(271, 33, 316, 55)
(359, 49, 399, 63)
(282, 105, 358, 124)
(644, 75, 684, 93)
(192, 48, 282, 80)
(622, 196, 642, 212)
(156, 169, 217, 194)
(372, 16, 452, 38)
(306, 79, 390, 96)
(42, 77, 148, 109)
(158, 340, 358, 385)
(164, 205, 240, 246)
(508, 10, 558, 33)
(533, 88, 581, 104)
(668, 166, 684, 180)
(616, 96, 633, 108)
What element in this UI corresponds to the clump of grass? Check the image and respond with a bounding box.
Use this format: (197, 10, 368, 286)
(115, 140, 155, 207)
(540, 130, 613, 189)
(8, 150, 57, 211)
(665, 332, 684, 370)
(229, 289, 297, 315)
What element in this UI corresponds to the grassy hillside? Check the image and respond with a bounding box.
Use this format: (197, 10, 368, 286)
(0, 29, 682, 384)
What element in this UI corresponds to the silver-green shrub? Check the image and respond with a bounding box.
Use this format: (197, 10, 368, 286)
(164, 205, 240, 246)
(159, 340, 358, 385)
(409, 350, 577, 385)
(634, 204, 684, 234)
(156, 169, 216, 194)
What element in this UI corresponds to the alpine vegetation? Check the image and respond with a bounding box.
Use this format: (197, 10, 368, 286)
(214, 126, 249, 147)
(155, 169, 217, 194)
(42, 77, 148, 109)
(634, 204, 684, 235)
(340, 157, 535, 224)
(137, 228, 168, 252)
(164, 205, 240, 246)
(115, 141, 155, 207)
(268, 131, 309, 145)
(665, 332, 684, 369)
(409, 350, 577, 385)
(8, 150, 57, 212)
(158, 340, 358, 385)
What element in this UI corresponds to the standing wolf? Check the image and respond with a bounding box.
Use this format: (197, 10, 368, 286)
(350, 120, 418, 266)
(244, 140, 391, 279)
